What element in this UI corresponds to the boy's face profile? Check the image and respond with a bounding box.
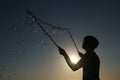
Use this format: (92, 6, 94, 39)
(82, 40, 90, 51)
(82, 36, 99, 51)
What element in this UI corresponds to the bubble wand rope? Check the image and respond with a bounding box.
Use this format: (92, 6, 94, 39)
(66, 28, 79, 52)
(26, 9, 59, 48)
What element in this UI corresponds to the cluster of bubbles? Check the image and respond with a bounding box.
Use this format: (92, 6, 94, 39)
(7, 13, 67, 57)
(0, 72, 16, 80)
(8, 25, 17, 32)
(7, 48, 26, 57)
(0, 64, 16, 80)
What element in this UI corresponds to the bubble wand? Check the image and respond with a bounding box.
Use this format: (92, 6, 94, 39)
(26, 9, 80, 52)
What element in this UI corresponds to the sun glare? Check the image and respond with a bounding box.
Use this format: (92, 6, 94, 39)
(70, 55, 78, 64)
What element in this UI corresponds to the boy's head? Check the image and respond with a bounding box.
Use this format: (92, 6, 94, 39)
(82, 36, 99, 51)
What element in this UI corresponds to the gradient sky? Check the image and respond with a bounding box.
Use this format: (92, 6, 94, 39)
(0, 0, 120, 80)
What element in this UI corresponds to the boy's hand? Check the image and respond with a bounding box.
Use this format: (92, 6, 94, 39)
(58, 47, 67, 56)
(77, 51, 83, 57)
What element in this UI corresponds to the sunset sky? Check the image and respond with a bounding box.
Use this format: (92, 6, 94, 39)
(0, 0, 120, 80)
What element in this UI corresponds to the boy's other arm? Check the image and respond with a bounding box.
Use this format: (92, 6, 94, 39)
(58, 47, 83, 71)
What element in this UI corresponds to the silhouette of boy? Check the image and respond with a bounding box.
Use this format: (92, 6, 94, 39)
(58, 36, 100, 80)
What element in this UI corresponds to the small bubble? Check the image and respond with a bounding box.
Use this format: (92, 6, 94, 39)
(0, 73, 3, 79)
(2, 65, 6, 71)
(7, 75, 12, 80)
(8, 25, 17, 31)
(21, 40, 25, 45)
(46, 29, 49, 32)
(23, 16, 27, 20)
(40, 39, 44, 43)
(33, 30, 37, 33)
(8, 25, 12, 29)
(52, 31, 55, 34)
(18, 39, 25, 45)
(21, 31, 25, 36)
(32, 18, 35, 21)
(12, 72, 16, 76)
(8, 52, 16, 56)
(13, 27, 16, 31)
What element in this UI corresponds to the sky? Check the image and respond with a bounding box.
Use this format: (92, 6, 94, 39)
(0, 0, 120, 80)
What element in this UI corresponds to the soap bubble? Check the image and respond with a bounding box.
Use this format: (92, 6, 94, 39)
(8, 25, 17, 32)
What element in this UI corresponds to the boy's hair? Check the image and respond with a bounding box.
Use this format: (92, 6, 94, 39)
(84, 36, 99, 50)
